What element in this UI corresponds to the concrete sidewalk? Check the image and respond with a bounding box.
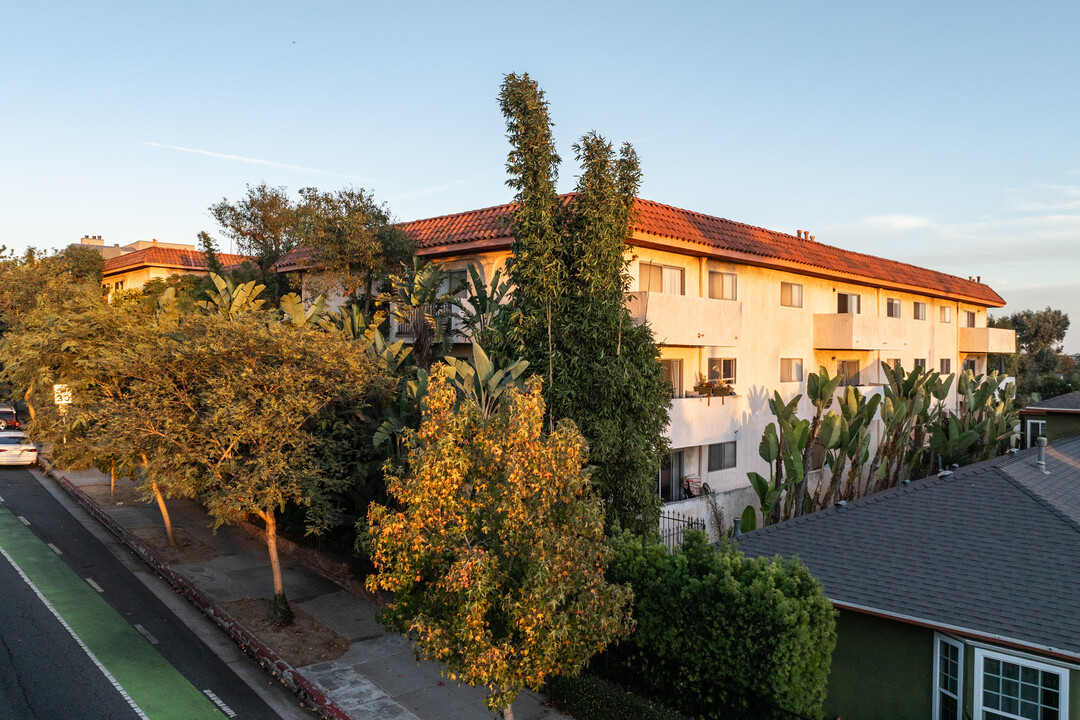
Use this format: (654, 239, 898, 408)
(47, 464, 570, 720)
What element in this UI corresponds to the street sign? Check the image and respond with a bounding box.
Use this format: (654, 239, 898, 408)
(53, 384, 72, 405)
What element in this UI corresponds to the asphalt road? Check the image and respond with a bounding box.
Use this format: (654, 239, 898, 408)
(0, 464, 317, 720)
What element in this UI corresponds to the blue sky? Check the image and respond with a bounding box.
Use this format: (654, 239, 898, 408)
(3, 1, 1078, 351)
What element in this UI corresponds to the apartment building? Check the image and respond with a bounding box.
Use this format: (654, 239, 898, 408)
(72, 236, 250, 295)
(278, 197, 1017, 526)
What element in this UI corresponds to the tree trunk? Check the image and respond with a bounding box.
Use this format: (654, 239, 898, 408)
(501, 703, 514, 720)
(110, 462, 116, 497)
(151, 482, 177, 547)
(261, 510, 294, 626)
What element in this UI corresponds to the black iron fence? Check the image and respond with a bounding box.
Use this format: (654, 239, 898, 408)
(659, 509, 706, 549)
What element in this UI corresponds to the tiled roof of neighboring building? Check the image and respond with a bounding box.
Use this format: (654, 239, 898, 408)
(273, 196, 1005, 306)
(1022, 390, 1080, 413)
(735, 436, 1080, 660)
(103, 247, 252, 275)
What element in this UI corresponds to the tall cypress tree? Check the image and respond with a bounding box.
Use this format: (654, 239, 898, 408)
(499, 73, 670, 536)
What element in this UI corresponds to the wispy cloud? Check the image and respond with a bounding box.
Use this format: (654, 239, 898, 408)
(142, 142, 378, 183)
(387, 179, 470, 204)
(860, 214, 935, 231)
(1006, 183, 1080, 212)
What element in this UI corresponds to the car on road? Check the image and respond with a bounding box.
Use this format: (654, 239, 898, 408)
(0, 403, 22, 431)
(0, 432, 37, 466)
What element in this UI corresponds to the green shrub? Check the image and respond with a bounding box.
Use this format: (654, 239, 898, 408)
(547, 673, 690, 720)
(596, 531, 836, 719)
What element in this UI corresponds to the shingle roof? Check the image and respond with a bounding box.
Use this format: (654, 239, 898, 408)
(396, 196, 1004, 306)
(735, 436, 1080, 660)
(270, 245, 319, 273)
(1023, 390, 1080, 413)
(103, 247, 251, 276)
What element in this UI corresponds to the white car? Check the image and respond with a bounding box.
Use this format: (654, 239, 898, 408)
(0, 432, 37, 466)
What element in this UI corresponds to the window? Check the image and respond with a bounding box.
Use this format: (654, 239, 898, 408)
(659, 450, 686, 503)
(780, 282, 803, 308)
(973, 647, 1068, 720)
(886, 358, 902, 369)
(963, 358, 978, 373)
(780, 358, 803, 383)
(708, 441, 737, 472)
(837, 360, 860, 387)
(1026, 419, 1046, 448)
(914, 358, 927, 370)
(708, 358, 737, 385)
(940, 358, 952, 374)
(914, 302, 927, 321)
(837, 292, 861, 314)
(640, 262, 684, 295)
(113, 280, 124, 292)
(964, 310, 977, 328)
(934, 635, 963, 720)
(709, 271, 737, 300)
(940, 306, 952, 323)
(887, 298, 901, 318)
(661, 359, 683, 398)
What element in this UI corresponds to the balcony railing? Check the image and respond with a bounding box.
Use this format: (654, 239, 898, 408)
(959, 327, 1016, 354)
(667, 393, 744, 448)
(659, 510, 706, 550)
(813, 313, 905, 351)
(626, 292, 740, 347)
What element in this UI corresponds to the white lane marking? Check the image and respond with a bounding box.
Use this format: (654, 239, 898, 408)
(202, 689, 238, 717)
(85, 577, 104, 593)
(0, 546, 149, 720)
(17, 515, 30, 526)
(0, 494, 5, 502)
(134, 623, 159, 645)
(47, 543, 63, 555)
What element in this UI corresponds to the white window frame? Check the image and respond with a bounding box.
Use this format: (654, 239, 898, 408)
(964, 310, 977, 328)
(709, 271, 737, 301)
(941, 306, 952, 323)
(914, 302, 927, 321)
(963, 357, 978, 373)
(933, 633, 963, 720)
(640, 262, 684, 295)
(838, 292, 861, 314)
(887, 298, 902, 318)
(707, 441, 737, 472)
(708, 357, 737, 385)
(661, 359, 683, 398)
(1026, 419, 1046, 448)
(837, 360, 860, 387)
(780, 282, 803, 308)
(914, 358, 928, 370)
(973, 646, 1069, 720)
(780, 358, 803, 383)
(940, 358, 952, 374)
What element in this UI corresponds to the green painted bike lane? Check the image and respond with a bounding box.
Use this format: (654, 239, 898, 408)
(0, 506, 222, 719)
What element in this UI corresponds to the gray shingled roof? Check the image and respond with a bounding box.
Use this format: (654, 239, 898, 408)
(735, 436, 1080, 660)
(1023, 390, 1080, 413)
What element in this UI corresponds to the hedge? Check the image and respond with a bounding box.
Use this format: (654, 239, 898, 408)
(594, 531, 836, 720)
(546, 673, 690, 720)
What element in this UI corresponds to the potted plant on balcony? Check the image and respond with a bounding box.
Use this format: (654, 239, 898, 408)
(714, 382, 734, 397)
(693, 372, 714, 396)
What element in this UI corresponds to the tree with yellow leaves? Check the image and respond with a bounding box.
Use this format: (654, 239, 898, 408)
(366, 370, 633, 719)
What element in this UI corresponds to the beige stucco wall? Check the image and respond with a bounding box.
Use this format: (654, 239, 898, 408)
(103, 266, 204, 294)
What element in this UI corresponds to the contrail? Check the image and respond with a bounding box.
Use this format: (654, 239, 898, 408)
(142, 142, 378, 182)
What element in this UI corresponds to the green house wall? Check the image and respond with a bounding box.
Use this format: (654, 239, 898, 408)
(1048, 414, 1080, 442)
(826, 609, 1080, 719)
(824, 610, 933, 720)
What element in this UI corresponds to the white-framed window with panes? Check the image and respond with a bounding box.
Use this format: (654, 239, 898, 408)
(640, 262, 684, 295)
(709, 271, 737, 300)
(707, 441, 736, 472)
(914, 358, 928, 370)
(887, 298, 902, 318)
(914, 302, 927, 321)
(941, 306, 952, 323)
(972, 647, 1068, 720)
(940, 358, 952, 374)
(837, 360, 860, 387)
(780, 358, 803, 383)
(963, 310, 977, 328)
(933, 634, 963, 720)
(661, 359, 683, 398)
(708, 357, 736, 385)
(780, 282, 803, 308)
(963, 357, 977, 373)
(838, 292, 861, 314)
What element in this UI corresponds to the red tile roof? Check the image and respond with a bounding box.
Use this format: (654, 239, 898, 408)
(271, 245, 320, 273)
(399, 196, 1005, 307)
(103, 247, 252, 275)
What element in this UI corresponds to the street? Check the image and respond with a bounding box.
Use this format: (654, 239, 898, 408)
(0, 464, 317, 720)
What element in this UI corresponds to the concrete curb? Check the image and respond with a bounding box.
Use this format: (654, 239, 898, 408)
(40, 460, 353, 720)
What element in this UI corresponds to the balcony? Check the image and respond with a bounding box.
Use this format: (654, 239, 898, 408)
(959, 327, 1016, 354)
(813, 314, 905, 351)
(667, 394, 745, 448)
(626, 292, 740, 347)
